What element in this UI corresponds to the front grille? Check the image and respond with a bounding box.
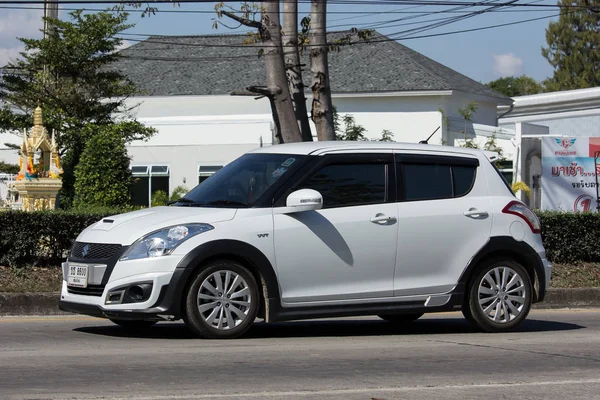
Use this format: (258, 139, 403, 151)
(67, 284, 105, 297)
(70, 242, 122, 260)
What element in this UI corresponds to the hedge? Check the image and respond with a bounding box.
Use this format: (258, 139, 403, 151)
(0, 209, 599, 268)
(537, 211, 600, 264)
(0, 208, 124, 268)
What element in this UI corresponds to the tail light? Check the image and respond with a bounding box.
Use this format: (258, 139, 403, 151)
(502, 201, 541, 234)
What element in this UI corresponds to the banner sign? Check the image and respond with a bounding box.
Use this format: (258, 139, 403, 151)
(541, 136, 600, 212)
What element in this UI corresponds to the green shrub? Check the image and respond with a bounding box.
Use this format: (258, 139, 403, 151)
(73, 125, 133, 209)
(536, 211, 600, 264)
(151, 190, 169, 207)
(0, 208, 127, 268)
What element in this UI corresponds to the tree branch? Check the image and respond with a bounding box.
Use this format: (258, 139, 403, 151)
(221, 11, 261, 29)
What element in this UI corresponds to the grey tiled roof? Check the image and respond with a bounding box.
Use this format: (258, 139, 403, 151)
(115, 31, 511, 102)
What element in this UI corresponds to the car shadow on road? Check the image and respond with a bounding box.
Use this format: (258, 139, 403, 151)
(73, 316, 584, 340)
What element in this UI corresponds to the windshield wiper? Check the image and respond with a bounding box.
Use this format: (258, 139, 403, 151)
(193, 200, 250, 208)
(169, 197, 199, 206)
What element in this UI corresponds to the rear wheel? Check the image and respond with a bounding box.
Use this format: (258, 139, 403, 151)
(378, 313, 424, 324)
(463, 259, 532, 332)
(184, 260, 259, 339)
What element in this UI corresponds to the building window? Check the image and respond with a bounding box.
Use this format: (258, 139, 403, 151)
(496, 160, 513, 184)
(198, 165, 223, 185)
(131, 164, 170, 207)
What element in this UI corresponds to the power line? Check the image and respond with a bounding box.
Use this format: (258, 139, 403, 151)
(112, 9, 562, 63)
(0, 0, 589, 8)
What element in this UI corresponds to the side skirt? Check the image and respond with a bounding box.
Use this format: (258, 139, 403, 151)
(266, 292, 464, 323)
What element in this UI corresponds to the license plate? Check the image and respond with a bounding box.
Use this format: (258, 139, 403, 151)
(67, 264, 88, 288)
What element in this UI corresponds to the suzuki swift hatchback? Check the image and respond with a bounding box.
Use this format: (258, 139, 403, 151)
(59, 141, 551, 338)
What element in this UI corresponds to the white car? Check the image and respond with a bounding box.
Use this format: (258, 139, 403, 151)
(59, 141, 552, 338)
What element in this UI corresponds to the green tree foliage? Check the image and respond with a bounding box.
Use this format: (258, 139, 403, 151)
(0, 161, 19, 174)
(333, 107, 394, 141)
(170, 185, 189, 201)
(486, 75, 544, 97)
(542, 0, 600, 91)
(0, 10, 155, 208)
(72, 125, 133, 209)
(151, 190, 169, 207)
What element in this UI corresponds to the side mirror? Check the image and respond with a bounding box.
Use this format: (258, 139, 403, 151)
(285, 189, 323, 212)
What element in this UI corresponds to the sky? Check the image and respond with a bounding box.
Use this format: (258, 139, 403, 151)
(0, 0, 560, 85)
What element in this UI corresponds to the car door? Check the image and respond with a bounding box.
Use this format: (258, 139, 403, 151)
(272, 152, 399, 304)
(393, 152, 493, 297)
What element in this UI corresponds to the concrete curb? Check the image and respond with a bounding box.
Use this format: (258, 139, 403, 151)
(1, 289, 599, 316)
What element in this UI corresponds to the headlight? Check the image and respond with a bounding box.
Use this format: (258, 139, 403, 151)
(120, 223, 214, 261)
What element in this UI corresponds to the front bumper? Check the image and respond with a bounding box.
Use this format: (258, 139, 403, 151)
(59, 300, 174, 321)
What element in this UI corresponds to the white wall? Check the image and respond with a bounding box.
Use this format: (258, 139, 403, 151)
(118, 91, 504, 196)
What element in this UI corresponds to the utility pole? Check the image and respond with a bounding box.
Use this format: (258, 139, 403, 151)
(43, 0, 59, 38)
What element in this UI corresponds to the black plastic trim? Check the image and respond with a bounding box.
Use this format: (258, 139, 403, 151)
(140, 240, 282, 321)
(395, 153, 480, 166)
(59, 301, 166, 321)
(67, 245, 129, 286)
(267, 293, 464, 323)
(458, 236, 547, 303)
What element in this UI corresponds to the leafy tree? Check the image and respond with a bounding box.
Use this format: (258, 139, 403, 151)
(542, 0, 600, 91)
(0, 9, 155, 208)
(0, 161, 19, 174)
(486, 75, 544, 97)
(379, 129, 394, 142)
(73, 124, 133, 209)
(455, 101, 479, 148)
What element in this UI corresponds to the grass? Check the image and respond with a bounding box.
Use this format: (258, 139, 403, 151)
(1, 263, 599, 293)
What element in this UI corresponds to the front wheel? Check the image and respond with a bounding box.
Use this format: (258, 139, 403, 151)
(184, 260, 259, 339)
(463, 259, 532, 332)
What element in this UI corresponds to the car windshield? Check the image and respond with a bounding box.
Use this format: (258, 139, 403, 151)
(173, 153, 306, 207)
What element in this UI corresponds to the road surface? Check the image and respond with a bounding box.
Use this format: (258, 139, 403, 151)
(1, 309, 600, 400)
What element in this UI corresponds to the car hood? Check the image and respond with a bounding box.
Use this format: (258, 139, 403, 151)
(76, 206, 237, 245)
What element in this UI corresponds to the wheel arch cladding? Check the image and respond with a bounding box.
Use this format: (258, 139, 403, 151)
(459, 236, 546, 303)
(169, 240, 281, 321)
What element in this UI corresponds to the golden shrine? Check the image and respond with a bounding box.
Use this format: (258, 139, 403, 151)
(12, 106, 63, 211)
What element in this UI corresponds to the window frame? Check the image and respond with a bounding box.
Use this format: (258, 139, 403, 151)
(273, 153, 396, 209)
(395, 153, 479, 202)
(197, 164, 224, 185)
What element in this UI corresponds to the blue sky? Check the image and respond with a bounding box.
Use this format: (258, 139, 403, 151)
(0, 1, 559, 84)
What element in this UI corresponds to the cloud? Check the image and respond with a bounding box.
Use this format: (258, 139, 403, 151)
(492, 53, 523, 77)
(0, 48, 24, 68)
(0, 9, 44, 67)
(116, 40, 133, 52)
(0, 9, 44, 37)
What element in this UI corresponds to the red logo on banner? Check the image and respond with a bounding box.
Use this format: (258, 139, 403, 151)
(574, 194, 594, 212)
(590, 137, 600, 158)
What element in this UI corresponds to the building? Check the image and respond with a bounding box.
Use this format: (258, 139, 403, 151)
(114, 31, 512, 206)
(0, 31, 513, 207)
(497, 87, 600, 209)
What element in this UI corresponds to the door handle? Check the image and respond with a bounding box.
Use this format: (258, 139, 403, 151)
(463, 209, 489, 218)
(370, 214, 397, 224)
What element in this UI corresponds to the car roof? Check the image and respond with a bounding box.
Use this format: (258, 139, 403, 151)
(248, 141, 497, 161)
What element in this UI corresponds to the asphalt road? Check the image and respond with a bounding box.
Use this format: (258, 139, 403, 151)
(1, 309, 600, 400)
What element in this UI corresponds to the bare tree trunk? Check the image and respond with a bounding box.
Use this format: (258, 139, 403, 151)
(310, 0, 335, 141)
(282, 0, 313, 142)
(261, 1, 303, 143)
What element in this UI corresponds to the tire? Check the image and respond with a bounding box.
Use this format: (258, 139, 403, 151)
(463, 259, 533, 332)
(378, 313, 424, 324)
(109, 319, 157, 331)
(184, 260, 260, 339)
